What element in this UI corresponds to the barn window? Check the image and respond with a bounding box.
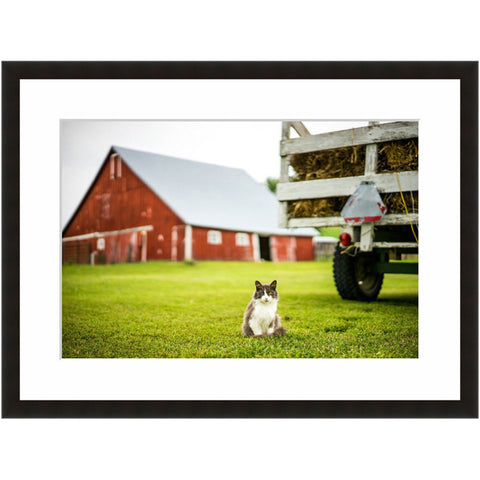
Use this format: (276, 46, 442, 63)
(116, 156, 122, 177)
(110, 154, 116, 179)
(109, 153, 122, 178)
(235, 232, 250, 246)
(207, 230, 222, 245)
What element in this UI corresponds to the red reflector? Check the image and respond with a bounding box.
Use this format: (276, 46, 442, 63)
(339, 232, 352, 246)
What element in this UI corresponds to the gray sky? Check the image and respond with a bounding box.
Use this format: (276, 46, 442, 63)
(61, 120, 370, 228)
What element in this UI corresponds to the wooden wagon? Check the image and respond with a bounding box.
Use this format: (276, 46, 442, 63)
(277, 121, 419, 301)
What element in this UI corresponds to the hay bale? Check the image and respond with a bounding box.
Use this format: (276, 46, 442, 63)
(290, 145, 365, 181)
(383, 191, 418, 214)
(288, 138, 418, 217)
(290, 138, 418, 181)
(288, 197, 348, 218)
(377, 139, 418, 172)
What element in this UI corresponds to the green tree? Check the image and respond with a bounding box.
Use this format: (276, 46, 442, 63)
(266, 177, 279, 194)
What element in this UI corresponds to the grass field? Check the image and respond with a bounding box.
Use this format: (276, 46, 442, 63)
(62, 260, 418, 358)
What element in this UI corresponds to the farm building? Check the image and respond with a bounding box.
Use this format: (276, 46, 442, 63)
(62, 146, 319, 264)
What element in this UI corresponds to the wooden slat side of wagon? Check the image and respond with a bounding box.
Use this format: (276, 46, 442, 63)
(277, 121, 419, 301)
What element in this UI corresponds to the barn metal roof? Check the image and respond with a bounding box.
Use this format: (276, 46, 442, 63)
(112, 146, 318, 237)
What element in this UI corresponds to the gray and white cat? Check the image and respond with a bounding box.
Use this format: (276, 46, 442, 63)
(242, 280, 286, 337)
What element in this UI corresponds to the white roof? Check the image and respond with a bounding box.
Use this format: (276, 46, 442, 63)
(113, 146, 318, 237)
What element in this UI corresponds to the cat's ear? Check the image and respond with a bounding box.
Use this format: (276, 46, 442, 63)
(270, 280, 277, 289)
(255, 280, 262, 289)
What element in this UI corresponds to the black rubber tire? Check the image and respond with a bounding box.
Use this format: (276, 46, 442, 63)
(333, 243, 384, 301)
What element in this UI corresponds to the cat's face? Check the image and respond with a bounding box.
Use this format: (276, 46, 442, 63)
(254, 280, 278, 304)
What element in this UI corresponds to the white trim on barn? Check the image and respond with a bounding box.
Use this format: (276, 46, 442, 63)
(252, 233, 260, 262)
(140, 230, 147, 262)
(288, 236, 297, 261)
(171, 226, 179, 262)
(270, 237, 278, 262)
(184, 225, 193, 261)
(62, 224, 154, 242)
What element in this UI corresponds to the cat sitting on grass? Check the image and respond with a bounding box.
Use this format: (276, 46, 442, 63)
(242, 280, 286, 337)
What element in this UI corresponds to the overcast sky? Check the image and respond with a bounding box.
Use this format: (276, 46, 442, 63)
(61, 120, 371, 228)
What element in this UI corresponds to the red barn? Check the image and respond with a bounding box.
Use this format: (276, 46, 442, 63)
(62, 146, 317, 264)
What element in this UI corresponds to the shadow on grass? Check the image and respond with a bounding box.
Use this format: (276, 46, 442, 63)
(376, 295, 418, 306)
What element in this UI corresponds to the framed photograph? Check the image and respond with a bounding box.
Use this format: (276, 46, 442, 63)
(2, 61, 477, 417)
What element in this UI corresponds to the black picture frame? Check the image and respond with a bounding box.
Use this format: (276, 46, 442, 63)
(2, 61, 478, 418)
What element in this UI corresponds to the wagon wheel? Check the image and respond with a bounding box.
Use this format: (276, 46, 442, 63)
(333, 243, 384, 301)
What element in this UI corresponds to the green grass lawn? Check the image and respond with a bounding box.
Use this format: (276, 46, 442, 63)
(62, 260, 418, 358)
